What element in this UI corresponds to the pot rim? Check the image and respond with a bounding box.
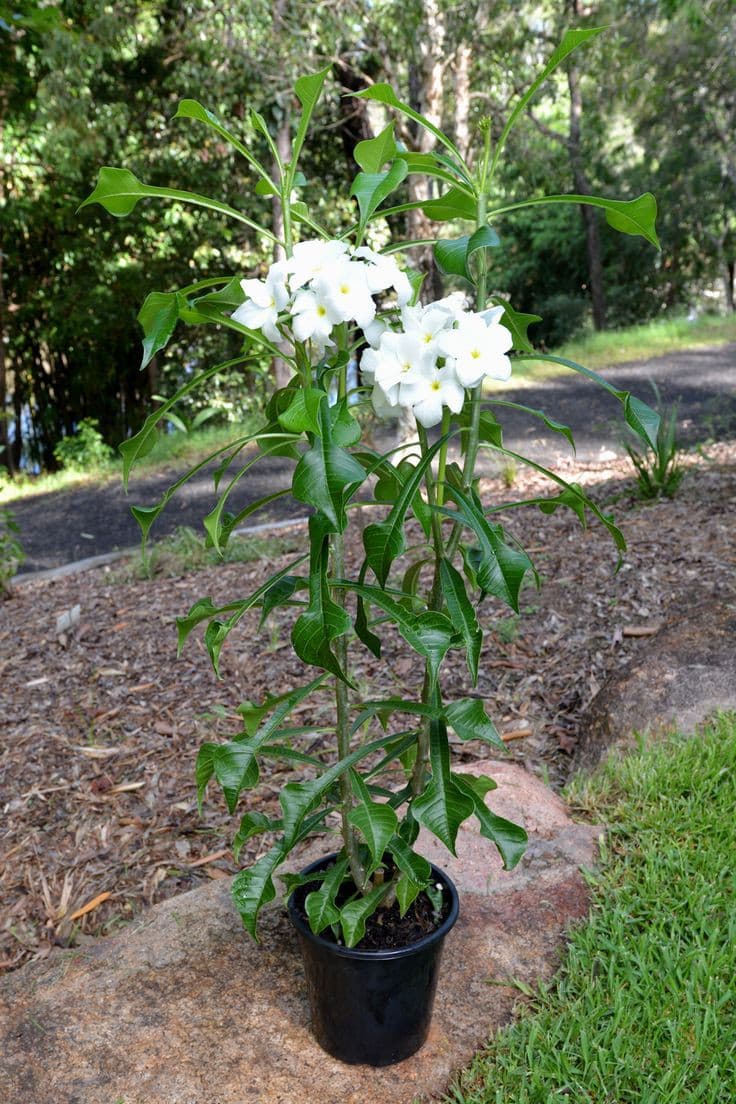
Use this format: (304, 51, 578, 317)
(287, 851, 460, 961)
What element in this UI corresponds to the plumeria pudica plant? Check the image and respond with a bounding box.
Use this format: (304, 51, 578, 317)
(81, 27, 660, 947)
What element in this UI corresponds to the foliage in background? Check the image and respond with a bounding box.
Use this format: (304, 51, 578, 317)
(0, 507, 24, 592)
(52, 417, 114, 472)
(1, 0, 734, 472)
(447, 713, 736, 1104)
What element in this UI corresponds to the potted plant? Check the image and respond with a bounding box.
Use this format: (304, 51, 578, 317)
(80, 28, 659, 1067)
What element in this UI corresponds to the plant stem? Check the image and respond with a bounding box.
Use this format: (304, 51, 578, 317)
(332, 339, 368, 894)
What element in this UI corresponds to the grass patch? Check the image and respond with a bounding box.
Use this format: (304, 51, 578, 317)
(502, 312, 736, 387)
(108, 523, 305, 583)
(447, 712, 736, 1103)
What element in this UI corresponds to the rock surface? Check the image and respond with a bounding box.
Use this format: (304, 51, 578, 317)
(0, 762, 599, 1104)
(574, 599, 736, 773)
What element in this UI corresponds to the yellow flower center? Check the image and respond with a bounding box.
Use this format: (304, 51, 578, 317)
(431, 381, 441, 391)
(470, 348, 481, 359)
(340, 284, 350, 295)
(317, 306, 326, 317)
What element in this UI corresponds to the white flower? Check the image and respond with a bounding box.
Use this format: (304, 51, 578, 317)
(401, 302, 456, 354)
(363, 318, 390, 349)
(405, 362, 465, 428)
(437, 311, 513, 388)
(370, 380, 403, 420)
(353, 246, 412, 305)
(291, 288, 336, 347)
(315, 258, 376, 328)
(232, 261, 290, 342)
(287, 239, 349, 291)
(366, 331, 436, 404)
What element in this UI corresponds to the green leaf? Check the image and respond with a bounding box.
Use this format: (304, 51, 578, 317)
(444, 698, 504, 750)
(411, 717, 474, 855)
(292, 397, 366, 531)
(329, 399, 361, 447)
(354, 83, 466, 167)
(395, 874, 421, 917)
(292, 66, 331, 166)
(513, 352, 661, 451)
(422, 187, 477, 222)
(490, 399, 575, 452)
(231, 844, 285, 940)
(212, 742, 260, 814)
(79, 167, 277, 241)
(350, 159, 409, 232)
(190, 276, 246, 313)
(348, 770, 398, 865)
(354, 123, 397, 173)
(451, 774, 528, 870)
(490, 193, 659, 249)
(488, 296, 541, 353)
(344, 583, 455, 683)
(435, 226, 500, 282)
(232, 811, 277, 861)
(439, 559, 482, 684)
(339, 882, 391, 948)
(438, 485, 532, 612)
(137, 292, 179, 370)
(492, 27, 606, 176)
(290, 517, 353, 683)
(362, 436, 445, 586)
(174, 99, 274, 187)
(387, 835, 431, 887)
(258, 575, 303, 627)
(397, 150, 472, 189)
(278, 387, 324, 436)
(304, 857, 349, 935)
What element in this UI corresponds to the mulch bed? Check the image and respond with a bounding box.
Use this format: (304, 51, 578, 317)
(2, 443, 735, 974)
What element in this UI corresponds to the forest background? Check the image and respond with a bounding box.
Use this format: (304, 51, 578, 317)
(1, 0, 734, 474)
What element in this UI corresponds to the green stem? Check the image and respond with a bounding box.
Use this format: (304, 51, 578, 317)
(331, 332, 367, 894)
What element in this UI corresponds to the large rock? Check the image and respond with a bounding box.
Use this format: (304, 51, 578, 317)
(0, 763, 599, 1104)
(574, 600, 736, 773)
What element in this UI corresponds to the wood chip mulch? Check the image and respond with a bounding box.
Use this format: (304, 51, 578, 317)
(2, 443, 735, 975)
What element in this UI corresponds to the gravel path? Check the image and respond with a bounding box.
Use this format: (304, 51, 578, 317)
(8, 342, 736, 575)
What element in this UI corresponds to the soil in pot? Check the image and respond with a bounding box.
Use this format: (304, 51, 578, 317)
(288, 855, 459, 1066)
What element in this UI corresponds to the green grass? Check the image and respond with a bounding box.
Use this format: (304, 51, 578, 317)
(501, 312, 736, 388)
(0, 417, 260, 505)
(446, 713, 736, 1104)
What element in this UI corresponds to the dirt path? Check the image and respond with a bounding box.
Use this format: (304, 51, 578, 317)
(8, 343, 736, 575)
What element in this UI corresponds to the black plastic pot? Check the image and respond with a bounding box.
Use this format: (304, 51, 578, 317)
(287, 853, 459, 1066)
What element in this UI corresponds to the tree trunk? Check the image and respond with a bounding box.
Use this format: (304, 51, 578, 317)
(567, 55, 607, 330)
(454, 43, 472, 164)
(406, 0, 446, 304)
(725, 260, 735, 312)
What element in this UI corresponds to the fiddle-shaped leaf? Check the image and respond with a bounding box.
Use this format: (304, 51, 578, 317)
(351, 159, 409, 233)
(452, 773, 528, 870)
(211, 741, 260, 814)
(339, 881, 391, 948)
(137, 292, 180, 370)
(79, 167, 277, 240)
(233, 811, 279, 861)
(291, 517, 353, 683)
(444, 697, 504, 750)
(439, 559, 482, 684)
(362, 435, 446, 586)
(348, 770, 398, 866)
(231, 844, 285, 940)
(488, 296, 541, 353)
(490, 399, 575, 452)
(411, 717, 474, 855)
(354, 123, 397, 173)
(434, 226, 500, 282)
(292, 397, 366, 531)
(304, 857, 349, 935)
(438, 485, 532, 612)
(422, 186, 477, 222)
(342, 582, 455, 683)
(278, 387, 324, 437)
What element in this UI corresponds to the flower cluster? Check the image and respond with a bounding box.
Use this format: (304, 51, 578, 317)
(231, 238, 411, 354)
(232, 237, 513, 428)
(362, 299, 513, 428)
